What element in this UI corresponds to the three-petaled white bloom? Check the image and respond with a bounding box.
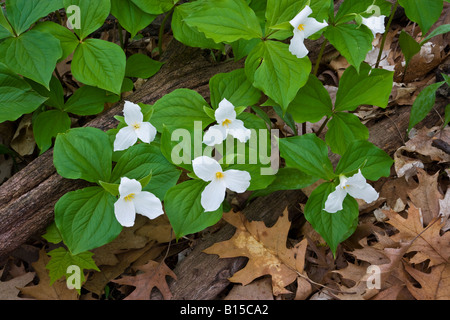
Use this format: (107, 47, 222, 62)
(324, 170, 379, 213)
(289, 5, 328, 59)
(362, 15, 386, 38)
(202, 98, 251, 146)
(114, 101, 157, 151)
(114, 177, 164, 227)
(193, 156, 251, 212)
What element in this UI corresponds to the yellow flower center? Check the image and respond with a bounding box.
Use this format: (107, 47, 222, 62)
(298, 24, 305, 31)
(215, 172, 224, 179)
(124, 193, 135, 202)
(133, 123, 141, 130)
(222, 119, 232, 127)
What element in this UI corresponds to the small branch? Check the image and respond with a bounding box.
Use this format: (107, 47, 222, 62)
(158, 8, 174, 56)
(314, 38, 328, 76)
(375, 1, 398, 68)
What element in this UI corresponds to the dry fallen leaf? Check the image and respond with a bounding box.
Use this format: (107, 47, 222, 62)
(405, 263, 450, 300)
(0, 268, 35, 300)
(224, 277, 274, 300)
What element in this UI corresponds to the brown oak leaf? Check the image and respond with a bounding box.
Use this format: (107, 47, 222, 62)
(405, 263, 450, 300)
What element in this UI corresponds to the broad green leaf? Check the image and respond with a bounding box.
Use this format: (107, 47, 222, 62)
(444, 104, 450, 127)
(64, 85, 116, 116)
(310, 0, 333, 22)
(46, 247, 99, 286)
(26, 76, 65, 110)
(230, 38, 262, 61)
(304, 182, 359, 256)
(111, 0, 157, 38)
(287, 74, 333, 123)
(33, 21, 79, 62)
(63, 0, 111, 40)
(335, 140, 393, 180)
(265, 0, 307, 31)
(53, 127, 112, 183)
(110, 143, 181, 200)
(183, 0, 262, 43)
(279, 134, 335, 180)
(130, 0, 177, 14)
(172, 2, 224, 50)
(398, 0, 443, 34)
(326, 112, 369, 155)
(335, 0, 391, 23)
(6, 0, 64, 35)
(250, 167, 318, 199)
(0, 30, 62, 89)
(421, 24, 450, 45)
(151, 88, 213, 132)
(324, 24, 373, 72)
(209, 68, 261, 109)
(42, 222, 63, 244)
(33, 110, 71, 154)
(54, 186, 121, 254)
(164, 179, 223, 238)
(71, 39, 126, 95)
(0, 62, 47, 123)
(99, 180, 119, 197)
(335, 63, 394, 111)
(408, 81, 446, 131)
(399, 31, 421, 65)
(0, 7, 14, 37)
(245, 40, 311, 112)
(125, 53, 163, 79)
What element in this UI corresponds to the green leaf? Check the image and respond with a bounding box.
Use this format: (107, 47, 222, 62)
(110, 143, 181, 200)
(33, 110, 71, 154)
(286, 74, 333, 123)
(99, 180, 119, 196)
(6, 0, 64, 35)
(324, 24, 373, 72)
(335, 63, 394, 111)
(227, 162, 276, 191)
(0, 30, 62, 89)
(421, 24, 450, 44)
(63, 0, 111, 40)
(183, 0, 262, 43)
(335, 140, 393, 180)
(279, 134, 335, 180)
(325, 112, 369, 155)
(54, 186, 121, 254)
(130, 0, 177, 14)
(111, 0, 157, 38)
(64, 85, 115, 116)
(125, 53, 163, 79)
(42, 222, 63, 244)
(230, 38, 262, 61)
(0, 63, 47, 123)
(399, 31, 421, 65)
(304, 182, 359, 256)
(164, 179, 223, 238)
(265, 0, 307, 32)
(26, 76, 65, 110)
(151, 88, 213, 132)
(408, 81, 446, 131)
(0, 7, 14, 38)
(444, 104, 450, 127)
(245, 40, 311, 112)
(53, 127, 112, 183)
(71, 39, 126, 95)
(46, 247, 99, 286)
(209, 68, 261, 109)
(335, 0, 391, 22)
(398, 0, 443, 35)
(33, 21, 79, 62)
(172, 1, 224, 50)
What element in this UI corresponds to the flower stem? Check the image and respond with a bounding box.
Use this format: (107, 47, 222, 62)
(314, 38, 328, 76)
(375, 0, 398, 68)
(158, 8, 174, 56)
(316, 116, 330, 136)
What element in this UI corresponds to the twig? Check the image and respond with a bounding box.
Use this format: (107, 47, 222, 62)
(375, 1, 399, 68)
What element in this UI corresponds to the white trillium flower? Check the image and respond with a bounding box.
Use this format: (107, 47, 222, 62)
(324, 170, 379, 213)
(362, 15, 386, 38)
(114, 177, 164, 227)
(114, 101, 157, 151)
(289, 5, 328, 59)
(202, 98, 251, 146)
(192, 156, 251, 212)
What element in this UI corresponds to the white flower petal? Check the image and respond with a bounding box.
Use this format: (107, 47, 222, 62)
(302, 17, 328, 38)
(289, 31, 309, 59)
(133, 191, 164, 220)
(362, 16, 386, 37)
(345, 170, 368, 189)
(227, 119, 251, 143)
(215, 98, 236, 123)
(118, 177, 142, 197)
(135, 122, 157, 144)
(114, 198, 136, 227)
(324, 186, 347, 213)
(203, 124, 227, 146)
(224, 169, 251, 193)
(201, 179, 226, 212)
(192, 156, 223, 182)
(347, 183, 379, 204)
(123, 101, 143, 125)
(114, 126, 138, 151)
(290, 5, 313, 28)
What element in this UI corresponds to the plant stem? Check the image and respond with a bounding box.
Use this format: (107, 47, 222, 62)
(158, 8, 174, 56)
(316, 116, 330, 136)
(375, 0, 398, 68)
(117, 23, 124, 49)
(314, 38, 328, 76)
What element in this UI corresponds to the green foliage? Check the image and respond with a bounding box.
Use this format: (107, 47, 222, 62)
(398, 0, 443, 34)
